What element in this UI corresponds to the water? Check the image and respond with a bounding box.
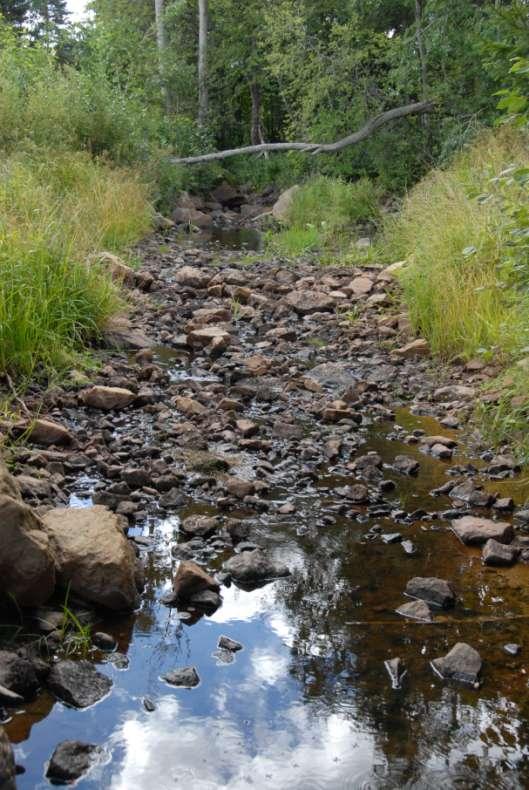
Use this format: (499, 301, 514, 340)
(7, 407, 529, 789)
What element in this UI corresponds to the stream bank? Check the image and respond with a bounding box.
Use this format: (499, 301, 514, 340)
(2, 226, 529, 789)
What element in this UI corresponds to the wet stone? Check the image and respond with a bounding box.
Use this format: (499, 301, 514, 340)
(162, 667, 200, 688)
(382, 533, 402, 545)
(384, 657, 407, 690)
(392, 455, 420, 476)
(223, 549, 291, 587)
(46, 741, 103, 784)
(218, 635, 243, 653)
(47, 660, 112, 709)
(405, 577, 455, 608)
(451, 516, 514, 546)
(395, 599, 433, 622)
(482, 539, 519, 566)
(431, 642, 482, 686)
(92, 632, 117, 652)
(504, 644, 521, 656)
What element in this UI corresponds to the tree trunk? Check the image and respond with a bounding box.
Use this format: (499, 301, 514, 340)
(171, 100, 435, 164)
(415, 0, 428, 101)
(198, 0, 209, 126)
(154, 0, 171, 115)
(250, 80, 265, 146)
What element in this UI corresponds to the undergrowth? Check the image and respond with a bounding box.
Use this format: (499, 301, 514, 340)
(267, 175, 381, 258)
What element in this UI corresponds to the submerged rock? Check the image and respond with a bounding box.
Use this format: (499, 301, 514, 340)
(47, 660, 112, 708)
(405, 577, 455, 608)
(431, 642, 482, 686)
(451, 516, 513, 546)
(46, 741, 103, 784)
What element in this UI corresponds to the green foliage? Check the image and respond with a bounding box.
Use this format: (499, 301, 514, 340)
(60, 585, 92, 657)
(0, 150, 151, 378)
(269, 176, 381, 258)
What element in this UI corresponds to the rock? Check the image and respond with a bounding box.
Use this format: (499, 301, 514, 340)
(504, 643, 521, 656)
(236, 419, 259, 437)
(349, 276, 373, 296)
(47, 660, 112, 708)
(172, 207, 212, 228)
(0, 462, 21, 501)
(405, 577, 455, 608)
(393, 455, 420, 476)
(18, 418, 73, 447)
(245, 355, 271, 376)
(211, 182, 244, 208)
(337, 484, 368, 504)
(188, 589, 222, 612)
(46, 741, 103, 784)
(384, 657, 406, 690)
(395, 339, 429, 357)
(162, 666, 200, 688)
(451, 516, 513, 546)
(43, 506, 139, 611)
(482, 538, 519, 566)
(431, 642, 482, 686)
(92, 632, 117, 651)
(174, 396, 207, 417)
(225, 478, 255, 499)
(285, 291, 335, 316)
(81, 386, 135, 411)
(272, 185, 300, 222)
(103, 316, 154, 350)
(181, 515, 218, 539)
(174, 265, 211, 289)
(434, 385, 476, 401)
(0, 684, 23, 706)
(187, 326, 231, 349)
(0, 727, 16, 790)
(172, 560, 220, 601)
(223, 550, 290, 586)
(395, 599, 433, 622)
(350, 453, 382, 480)
(0, 651, 40, 700)
(449, 481, 493, 508)
(218, 635, 243, 652)
(0, 494, 56, 607)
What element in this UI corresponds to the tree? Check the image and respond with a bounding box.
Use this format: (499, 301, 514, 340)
(28, 0, 69, 46)
(0, 0, 30, 27)
(197, 0, 208, 125)
(154, 0, 171, 114)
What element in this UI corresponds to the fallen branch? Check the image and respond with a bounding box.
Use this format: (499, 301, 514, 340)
(171, 100, 435, 165)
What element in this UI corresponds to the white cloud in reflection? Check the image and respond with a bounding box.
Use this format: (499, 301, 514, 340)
(250, 648, 290, 686)
(109, 696, 375, 790)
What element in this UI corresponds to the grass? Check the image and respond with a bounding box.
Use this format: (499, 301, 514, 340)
(267, 175, 381, 258)
(380, 126, 529, 456)
(0, 150, 152, 378)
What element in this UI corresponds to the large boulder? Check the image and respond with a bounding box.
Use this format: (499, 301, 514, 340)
(43, 506, 139, 611)
(0, 727, 16, 790)
(272, 185, 300, 222)
(0, 494, 56, 607)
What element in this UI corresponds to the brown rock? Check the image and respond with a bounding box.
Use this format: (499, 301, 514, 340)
(244, 355, 271, 376)
(174, 265, 212, 289)
(0, 726, 16, 790)
(349, 276, 374, 296)
(174, 396, 207, 417)
(19, 418, 73, 447)
(43, 506, 138, 611)
(285, 291, 335, 315)
(0, 461, 20, 500)
(451, 516, 513, 546)
(272, 185, 300, 222)
(173, 560, 220, 601)
(81, 386, 135, 411)
(187, 326, 231, 349)
(236, 419, 259, 437)
(225, 478, 255, 498)
(395, 338, 430, 357)
(0, 494, 56, 607)
(172, 207, 212, 228)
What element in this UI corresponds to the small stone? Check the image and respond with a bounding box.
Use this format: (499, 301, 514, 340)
(395, 339, 429, 358)
(393, 455, 420, 476)
(431, 642, 482, 685)
(405, 577, 455, 608)
(143, 697, 156, 712)
(395, 599, 433, 622)
(47, 660, 112, 708)
(482, 538, 519, 566)
(218, 635, 243, 653)
(225, 478, 255, 498)
(81, 386, 135, 411)
(92, 632, 117, 652)
(46, 741, 103, 784)
(173, 560, 220, 601)
(382, 533, 402, 544)
(162, 667, 200, 688)
(504, 643, 521, 656)
(401, 540, 417, 555)
(285, 291, 335, 315)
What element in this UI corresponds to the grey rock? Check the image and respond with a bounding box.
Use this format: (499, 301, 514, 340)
(431, 642, 482, 685)
(92, 632, 117, 652)
(504, 643, 521, 656)
(162, 666, 200, 688)
(393, 455, 420, 476)
(218, 635, 243, 653)
(46, 741, 103, 784)
(0, 651, 40, 700)
(223, 550, 290, 586)
(449, 481, 493, 508)
(47, 660, 112, 708)
(482, 538, 519, 566)
(0, 727, 15, 790)
(405, 577, 455, 608)
(395, 599, 433, 622)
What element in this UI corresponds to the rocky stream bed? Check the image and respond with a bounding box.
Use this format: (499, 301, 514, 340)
(2, 226, 529, 788)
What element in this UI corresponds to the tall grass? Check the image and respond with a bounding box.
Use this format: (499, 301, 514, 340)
(268, 175, 381, 258)
(382, 128, 529, 359)
(0, 151, 152, 377)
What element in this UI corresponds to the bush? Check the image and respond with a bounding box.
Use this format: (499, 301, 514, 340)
(269, 175, 381, 257)
(0, 151, 152, 377)
(381, 127, 529, 359)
